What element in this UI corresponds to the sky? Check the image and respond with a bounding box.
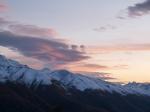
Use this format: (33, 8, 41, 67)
(0, 0, 150, 83)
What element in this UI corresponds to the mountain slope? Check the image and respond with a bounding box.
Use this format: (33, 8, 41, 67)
(1, 55, 150, 112)
(0, 55, 150, 96)
(1, 81, 150, 112)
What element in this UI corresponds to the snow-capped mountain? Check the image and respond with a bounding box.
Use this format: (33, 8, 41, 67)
(1, 55, 150, 112)
(0, 55, 51, 85)
(124, 82, 150, 95)
(0, 55, 150, 96)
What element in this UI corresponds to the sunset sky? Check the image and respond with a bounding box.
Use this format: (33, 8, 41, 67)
(0, 0, 150, 83)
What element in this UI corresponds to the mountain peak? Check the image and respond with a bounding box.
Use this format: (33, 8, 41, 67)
(0, 55, 23, 67)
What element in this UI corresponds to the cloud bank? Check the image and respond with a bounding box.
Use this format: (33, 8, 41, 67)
(0, 17, 89, 69)
(128, 0, 150, 17)
(0, 31, 89, 67)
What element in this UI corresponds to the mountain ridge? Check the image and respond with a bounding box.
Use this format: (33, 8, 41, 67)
(1, 55, 150, 112)
(0, 54, 150, 96)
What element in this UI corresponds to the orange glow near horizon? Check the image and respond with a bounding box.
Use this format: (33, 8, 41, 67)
(1, 0, 150, 83)
(1, 44, 150, 83)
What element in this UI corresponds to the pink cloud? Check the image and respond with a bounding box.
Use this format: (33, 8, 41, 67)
(0, 3, 8, 12)
(0, 17, 90, 70)
(77, 71, 116, 81)
(113, 65, 128, 69)
(61, 62, 109, 73)
(87, 43, 150, 54)
(0, 17, 59, 40)
(8, 24, 58, 38)
(0, 31, 89, 69)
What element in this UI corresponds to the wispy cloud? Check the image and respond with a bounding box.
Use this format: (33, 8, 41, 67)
(112, 64, 128, 69)
(63, 62, 109, 73)
(76, 71, 116, 81)
(0, 17, 59, 40)
(93, 24, 116, 32)
(79, 64, 109, 70)
(8, 24, 58, 38)
(87, 43, 150, 54)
